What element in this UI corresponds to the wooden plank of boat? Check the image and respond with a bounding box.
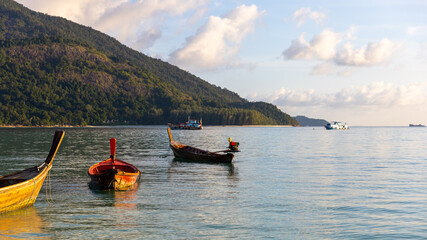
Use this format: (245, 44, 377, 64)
(0, 131, 65, 214)
(167, 127, 234, 163)
(88, 138, 141, 191)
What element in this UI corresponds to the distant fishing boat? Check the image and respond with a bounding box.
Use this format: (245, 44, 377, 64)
(0, 131, 65, 214)
(167, 127, 239, 163)
(325, 121, 349, 130)
(88, 138, 141, 190)
(409, 124, 425, 127)
(168, 116, 203, 130)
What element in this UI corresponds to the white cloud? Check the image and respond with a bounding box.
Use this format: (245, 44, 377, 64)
(16, 0, 209, 50)
(292, 8, 326, 27)
(284, 9, 403, 73)
(134, 28, 162, 50)
(248, 82, 425, 109)
(185, 7, 209, 27)
(95, 0, 209, 50)
(248, 82, 427, 126)
(16, 0, 126, 26)
(311, 62, 334, 75)
(283, 29, 402, 71)
(169, 4, 265, 71)
(263, 88, 327, 107)
(283, 29, 342, 60)
(335, 39, 402, 66)
(407, 26, 427, 36)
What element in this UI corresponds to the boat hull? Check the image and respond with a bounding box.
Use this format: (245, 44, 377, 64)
(167, 128, 233, 163)
(0, 165, 51, 214)
(88, 159, 140, 191)
(0, 131, 64, 214)
(171, 146, 233, 163)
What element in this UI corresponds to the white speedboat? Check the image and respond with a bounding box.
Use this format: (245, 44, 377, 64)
(325, 121, 348, 130)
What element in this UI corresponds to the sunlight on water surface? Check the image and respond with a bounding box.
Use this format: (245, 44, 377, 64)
(0, 126, 426, 239)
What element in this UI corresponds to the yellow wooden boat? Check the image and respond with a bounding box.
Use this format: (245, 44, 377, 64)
(0, 131, 65, 214)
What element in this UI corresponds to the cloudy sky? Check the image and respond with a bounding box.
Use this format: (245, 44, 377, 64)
(16, 0, 427, 126)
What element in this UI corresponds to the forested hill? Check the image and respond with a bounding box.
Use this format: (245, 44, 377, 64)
(0, 0, 299, 126)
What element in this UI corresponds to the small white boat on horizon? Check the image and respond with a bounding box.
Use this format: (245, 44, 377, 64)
(325, 121, 349, 130)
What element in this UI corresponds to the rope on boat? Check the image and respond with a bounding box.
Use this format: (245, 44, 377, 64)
(37, 162, 46, 171)
(108, 179, 117, 189)
(117, 178, 122, 190)
(45, 170, 55, 205)
(26, 178, 37, 208)
(160, 146, 173, 158)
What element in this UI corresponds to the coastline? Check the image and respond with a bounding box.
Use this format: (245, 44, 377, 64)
(0, 124, 296, 128)
(209, 125, 295, 127)
(0, 125, 94, 128)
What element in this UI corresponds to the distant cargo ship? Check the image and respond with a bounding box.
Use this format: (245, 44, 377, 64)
(409, 124, 425, 127)
(325, 121, 349, 130)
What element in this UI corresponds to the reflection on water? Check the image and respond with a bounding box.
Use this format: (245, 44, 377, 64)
(113, 187, 139, 210)
(0, 207, 49, 239)
(88, 186, 140, 230)
(89, 184, 139, 210)
(169, 159, 236, 178)
(0, 126, 426, 239)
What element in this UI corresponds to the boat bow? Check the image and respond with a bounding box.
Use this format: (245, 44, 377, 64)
(0, 131, 65, 213)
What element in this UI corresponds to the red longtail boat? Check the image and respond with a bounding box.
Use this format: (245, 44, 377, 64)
(88, 138, 140, 190)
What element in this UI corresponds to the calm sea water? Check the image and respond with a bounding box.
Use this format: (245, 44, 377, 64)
(0, 126, 426, 239)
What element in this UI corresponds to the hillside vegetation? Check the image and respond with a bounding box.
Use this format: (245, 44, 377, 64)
(0, 0, 299, 126)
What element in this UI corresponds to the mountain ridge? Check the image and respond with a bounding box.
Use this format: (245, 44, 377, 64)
(294, 116, 328, 127)
(0, 0, 299, 126)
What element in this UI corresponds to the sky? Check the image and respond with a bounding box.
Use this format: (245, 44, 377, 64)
(15, 0, 427, 126)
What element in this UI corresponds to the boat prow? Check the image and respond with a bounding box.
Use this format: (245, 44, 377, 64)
(0, 131, 65, 213)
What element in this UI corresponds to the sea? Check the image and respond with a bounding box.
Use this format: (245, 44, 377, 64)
(0, 126, 426, 239)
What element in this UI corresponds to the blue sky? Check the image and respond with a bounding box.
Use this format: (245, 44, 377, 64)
(16, 0, 427, 125)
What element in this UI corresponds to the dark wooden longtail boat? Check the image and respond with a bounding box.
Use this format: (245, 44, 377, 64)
(0, 131, 65, 214)
(88, 138, 140, 190)
(167, 127, 238, 163)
